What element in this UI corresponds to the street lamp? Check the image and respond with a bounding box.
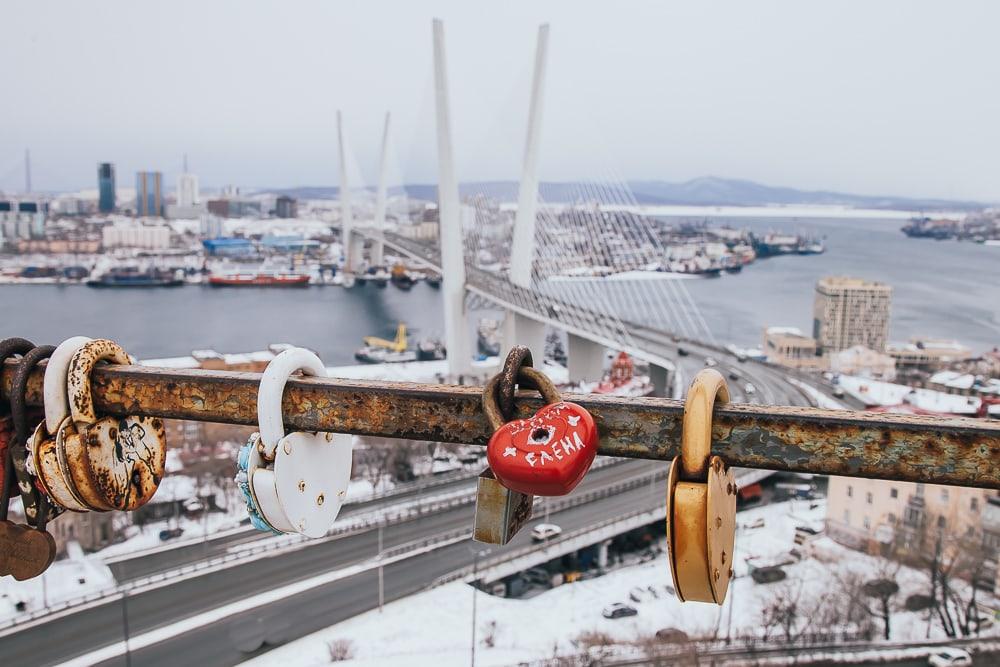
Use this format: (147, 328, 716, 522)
(469, 546, 491, 667)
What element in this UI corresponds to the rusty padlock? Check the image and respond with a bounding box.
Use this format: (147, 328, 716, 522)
(62, 339, 167, 511)
(1, 344, 58, 580)
(473, 346, 536, 545)
(10, 344, 63, 527)
(665, 368, 737, 604)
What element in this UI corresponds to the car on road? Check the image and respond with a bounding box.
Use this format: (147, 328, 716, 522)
(677, 347, 689, 356)
(751, 566, 787, 584)
(602, 603, 638, 619)
(744, 383, 756, 395)
(728, 371, 740, 380)
(531, 523, 562, 541)
(159, 527, 184, 541)
(704, 357, 717, 367)
(927, 648, 972, 666)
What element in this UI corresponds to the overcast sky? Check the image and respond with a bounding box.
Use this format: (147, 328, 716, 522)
(2, 1, 999, 201)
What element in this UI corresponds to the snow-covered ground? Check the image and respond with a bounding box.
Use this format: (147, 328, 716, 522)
(0, 544, 115, 620)
(241, 498, 992, 667)
(785, 378, 848, 410)
(838, 375, 981, 414)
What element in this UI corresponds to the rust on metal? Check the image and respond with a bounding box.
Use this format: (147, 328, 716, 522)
(2, 360, 1000, 489)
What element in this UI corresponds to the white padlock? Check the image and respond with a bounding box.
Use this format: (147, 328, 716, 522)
(247, 348, 353, 538)
(29, 336, 93, 511)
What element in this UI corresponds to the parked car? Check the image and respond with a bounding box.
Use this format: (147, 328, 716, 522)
(602, 603, 638, 619)
(159, 527, 184, 541)
(927, 648, 972, 666)
(531, 523, 562, 542)
(751, 566, 787, 584)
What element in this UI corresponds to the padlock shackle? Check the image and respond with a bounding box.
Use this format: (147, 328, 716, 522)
(497, 346, 533, 418)
(680, 369, 729, 481)
(257, 348, 328, 458)
(481, 366, 562, 432)
(44, 336, 92, 433)
(67, 339, 131, 425)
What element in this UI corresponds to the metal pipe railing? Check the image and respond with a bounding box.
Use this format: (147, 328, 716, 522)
(3, 360, 999, 489)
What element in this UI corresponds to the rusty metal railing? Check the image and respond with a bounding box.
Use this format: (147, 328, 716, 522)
(3, 360, 999, 490)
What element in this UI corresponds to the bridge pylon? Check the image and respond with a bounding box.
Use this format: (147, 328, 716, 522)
(433, 18, 473, 377)
(336, 110, 364, 274)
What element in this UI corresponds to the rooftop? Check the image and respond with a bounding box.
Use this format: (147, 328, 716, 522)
(816, 276, 891, 292)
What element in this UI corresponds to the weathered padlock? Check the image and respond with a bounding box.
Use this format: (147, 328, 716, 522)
(0, 338, 35, 511)
(665, 368, 737, 605)
(9, 344, 63, 527)
(63, 339, 166, 511)
(2, 344, 58, 579)
(237, 348, 352, 538)
(28, 336, 93, 512)
(473, 348, 534, 545)
(485, 361, 598, 497)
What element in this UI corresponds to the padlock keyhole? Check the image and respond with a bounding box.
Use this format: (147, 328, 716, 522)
(531, 428, 549, 441)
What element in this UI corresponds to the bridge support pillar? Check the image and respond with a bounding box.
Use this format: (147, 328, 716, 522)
(370, 238, 384, 268)
(567, 334, 604, 383)
(649, 363, 671, 398)
(502, 312, 546, 363)
(597, 540, 611, 570)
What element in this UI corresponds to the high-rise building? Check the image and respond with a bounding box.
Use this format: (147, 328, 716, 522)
(98, 163, 116, 213)
(135, 171, 163, 217)
(176, 172, 200, 208)
(813, 276, 892, 354)
(275, 195, 298, 219)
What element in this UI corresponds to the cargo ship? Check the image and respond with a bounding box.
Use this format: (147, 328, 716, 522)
(207, 270, 310, 287)
(87, 267, 184, 288)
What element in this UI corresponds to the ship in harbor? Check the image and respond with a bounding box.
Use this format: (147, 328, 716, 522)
(560, 351, 654, 397)
(87, 266, 184, 288)
(207, 268, 310, 287)
(753, 232, 825, 257)
(354, 323, 446, 363)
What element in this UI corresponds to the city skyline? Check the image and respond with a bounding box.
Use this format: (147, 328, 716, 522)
(3, 2, 1000, 201)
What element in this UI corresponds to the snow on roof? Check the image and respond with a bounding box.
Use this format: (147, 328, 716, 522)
(140, 356, 200, 369)
(149, 475, 199, 503)
(766, 326, 806, 337)
(838, 375, 980, 414)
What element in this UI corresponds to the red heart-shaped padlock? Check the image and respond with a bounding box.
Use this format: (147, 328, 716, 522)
(486, 402, 598, 496)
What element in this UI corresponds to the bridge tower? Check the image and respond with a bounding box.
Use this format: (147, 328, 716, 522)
(337, 110, 364, 275)
(433, 19, 473, 377)
(370, 112, 390, 269)
(506, 24, 605, 382)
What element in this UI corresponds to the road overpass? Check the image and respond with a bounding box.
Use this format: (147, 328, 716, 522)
(1, 460, 689, 666)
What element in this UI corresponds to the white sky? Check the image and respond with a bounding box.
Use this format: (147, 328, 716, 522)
(2, 1, 999, 201)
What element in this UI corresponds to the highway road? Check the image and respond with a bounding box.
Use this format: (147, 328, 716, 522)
(3, 460, 668, 667)
(106, 467, 488, 582)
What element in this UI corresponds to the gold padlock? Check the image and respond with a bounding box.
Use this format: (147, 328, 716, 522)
(472, 347, 536, 546)
(665, 368, 737, 604)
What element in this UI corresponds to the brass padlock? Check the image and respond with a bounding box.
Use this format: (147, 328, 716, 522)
(472, 347, 536, 545)
(665, 368, 737, 604)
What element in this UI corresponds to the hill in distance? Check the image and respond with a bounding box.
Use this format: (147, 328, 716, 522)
(264, 176, 983, 211)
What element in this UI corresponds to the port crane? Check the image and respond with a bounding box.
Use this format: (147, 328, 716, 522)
(363, 322, 408, 352)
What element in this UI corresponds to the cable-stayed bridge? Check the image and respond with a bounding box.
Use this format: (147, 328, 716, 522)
(341, 19, 730, 396)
